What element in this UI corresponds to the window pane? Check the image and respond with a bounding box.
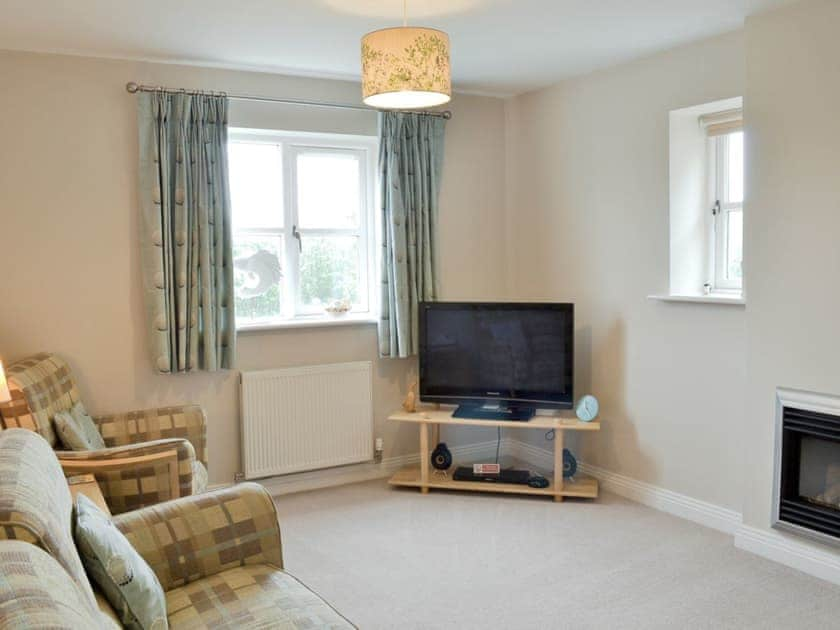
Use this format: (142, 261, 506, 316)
(298, 235, 361, 312)
(727, 131, 744, 204)
(726, 208, 743, 281)
(233, 235, 285, 322)
(297, 152, 360, 229)
(229, 142, 283, 229)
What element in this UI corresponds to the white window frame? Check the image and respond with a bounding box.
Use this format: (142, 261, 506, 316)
(708, 131, 743, 293)
(229, 128, 378, 328)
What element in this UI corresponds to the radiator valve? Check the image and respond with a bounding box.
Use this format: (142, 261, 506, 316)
(374, 437, 384, 463)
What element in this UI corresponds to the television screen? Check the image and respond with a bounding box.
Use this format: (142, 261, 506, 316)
(418, 302, 574, 409)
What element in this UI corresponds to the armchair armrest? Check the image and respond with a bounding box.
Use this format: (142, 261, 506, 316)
(57, 438, 197, 514)
(113, 483, 283, 591)
(61, 449, 180, 511)
(93, 404, 207, 465)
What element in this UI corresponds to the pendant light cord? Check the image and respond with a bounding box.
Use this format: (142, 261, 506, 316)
(403, 0, 408, 26)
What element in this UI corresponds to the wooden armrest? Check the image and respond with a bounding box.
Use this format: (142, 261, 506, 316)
(66, 473, 111, 515)
(59, 449, 180, 502)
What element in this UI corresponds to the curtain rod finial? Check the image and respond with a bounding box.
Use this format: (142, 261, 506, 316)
(126, 82, 139, 94)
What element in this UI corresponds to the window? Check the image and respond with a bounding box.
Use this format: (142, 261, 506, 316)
(703, 107, 744, 294)
(228, 130, 377, 327)
(709, 129, 744, 292)
(664, 98, 744, 303)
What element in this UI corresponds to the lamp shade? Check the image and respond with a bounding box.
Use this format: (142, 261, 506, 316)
(0, 360, 10, 404)
(361, 27, 451, 109)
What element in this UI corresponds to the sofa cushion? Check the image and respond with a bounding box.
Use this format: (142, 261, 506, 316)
(165, 564, 354, 629)
(0, 429, 98, 608)
(74, 494, 168, 630)
(55, 401, 106, 451)
(191, 460, 208, 494)
(0, 540, 108, 629)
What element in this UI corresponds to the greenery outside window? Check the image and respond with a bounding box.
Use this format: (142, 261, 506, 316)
(228, 129, 377, 328)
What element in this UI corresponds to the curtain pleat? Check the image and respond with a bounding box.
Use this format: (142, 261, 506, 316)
(137, 92, 236, 373)
(378, 112, 446, 358)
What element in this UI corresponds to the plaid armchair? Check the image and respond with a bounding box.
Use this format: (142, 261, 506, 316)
(0, 429, 354, 629)
(0, 353, 208, 514)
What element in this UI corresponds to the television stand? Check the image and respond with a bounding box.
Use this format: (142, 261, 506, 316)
(387, 407, 600, 502)
(453, 402, 534, 421)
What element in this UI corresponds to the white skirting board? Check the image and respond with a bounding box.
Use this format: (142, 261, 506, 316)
(503, 438, 741, 533)
(577, 462, 742, 535)
(734, 524, 840, 586)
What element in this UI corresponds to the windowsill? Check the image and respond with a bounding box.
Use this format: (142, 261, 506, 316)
(648, 293, 745, 306)
(237, 313, 378, 333)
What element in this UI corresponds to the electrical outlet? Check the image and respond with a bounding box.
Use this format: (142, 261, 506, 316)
(233, 472, 245, 483)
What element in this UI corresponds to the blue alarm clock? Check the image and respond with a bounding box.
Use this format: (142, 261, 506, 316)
(575, 395, 599, 422)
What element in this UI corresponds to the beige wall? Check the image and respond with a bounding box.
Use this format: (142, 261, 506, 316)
(742, 0, 840, 535)
(0, 50, 507, 484)
(504, 32, 747, 510)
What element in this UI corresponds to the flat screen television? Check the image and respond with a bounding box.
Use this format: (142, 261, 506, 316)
(418, 302, 574, 421)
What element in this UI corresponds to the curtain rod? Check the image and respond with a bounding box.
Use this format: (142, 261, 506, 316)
(125, 82, 452, 119)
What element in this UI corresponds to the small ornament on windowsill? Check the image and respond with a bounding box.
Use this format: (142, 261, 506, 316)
(402, 381, 418, 413)
(324, 298, 352, 316)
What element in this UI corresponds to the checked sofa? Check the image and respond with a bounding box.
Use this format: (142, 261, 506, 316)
(0, 429, 354, 629)
(0, 353, 208, 514)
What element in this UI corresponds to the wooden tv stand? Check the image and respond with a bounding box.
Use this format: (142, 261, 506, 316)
(387, 407, 600, 502)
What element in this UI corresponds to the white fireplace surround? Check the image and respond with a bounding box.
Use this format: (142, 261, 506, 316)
(774, 387, 840, 423)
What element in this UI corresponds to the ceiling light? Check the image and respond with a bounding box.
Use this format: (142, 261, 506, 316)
(361, 1, 451, 109)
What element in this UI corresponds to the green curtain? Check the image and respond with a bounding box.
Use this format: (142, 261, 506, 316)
(378, 112, 447, 358)
(137, 92, 236, 373)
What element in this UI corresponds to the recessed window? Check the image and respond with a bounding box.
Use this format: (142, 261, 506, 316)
(228, 130, 377, 328)
(666, 98, 744, 302)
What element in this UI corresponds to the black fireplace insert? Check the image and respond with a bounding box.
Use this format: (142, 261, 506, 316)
(775, 405, 840, 545)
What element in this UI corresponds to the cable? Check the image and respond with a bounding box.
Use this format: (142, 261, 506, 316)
(545, 429, 555, 441)
(495, 426, 501, 464)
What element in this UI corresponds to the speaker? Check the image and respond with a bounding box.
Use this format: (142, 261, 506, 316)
(431, 442, 453, 470)
(563, 448, 577, 478)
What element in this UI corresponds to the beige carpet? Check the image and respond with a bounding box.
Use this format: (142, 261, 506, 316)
(273, 480, 840, 629)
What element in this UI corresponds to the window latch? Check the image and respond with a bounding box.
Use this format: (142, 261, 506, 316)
(712, 200, 721, 216)
(292, 225, 302, 252)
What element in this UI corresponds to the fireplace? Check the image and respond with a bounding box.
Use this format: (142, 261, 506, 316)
(774, 389, 840, 546)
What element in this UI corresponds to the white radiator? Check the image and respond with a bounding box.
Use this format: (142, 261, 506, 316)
(240, 362, 374, 479)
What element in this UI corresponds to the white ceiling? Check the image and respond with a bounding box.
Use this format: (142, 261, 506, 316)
(0, 0, 791, 96)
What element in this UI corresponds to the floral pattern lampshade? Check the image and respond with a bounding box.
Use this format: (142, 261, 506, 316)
(361, 27, 451, 109)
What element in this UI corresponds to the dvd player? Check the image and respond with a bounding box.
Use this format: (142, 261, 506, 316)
(452, 467, 530, 484)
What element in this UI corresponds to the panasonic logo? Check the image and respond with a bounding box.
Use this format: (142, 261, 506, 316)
(486, 391, 501, 396)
